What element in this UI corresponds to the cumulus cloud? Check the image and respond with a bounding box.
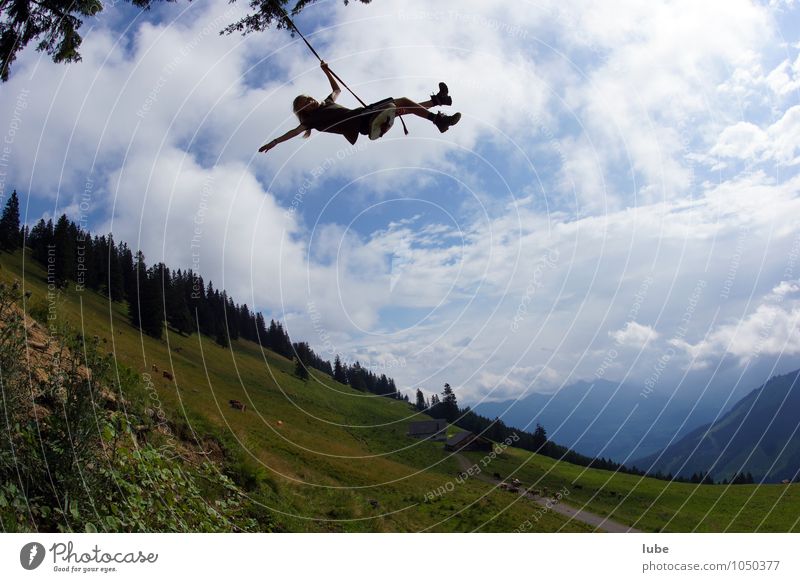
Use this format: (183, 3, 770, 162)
(766, 54, 800, 96)
(609, 322, 659, 348)
(710, 105, 800, 166)
(671, 280, 800, 368)
(1, 0, 799, 405)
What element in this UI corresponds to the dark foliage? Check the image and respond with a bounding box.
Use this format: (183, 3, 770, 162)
(0, 190, 21, 250)
(221, 0, 371, 36)
(20, 208, 404, 397)
(1, 0, 369, 82)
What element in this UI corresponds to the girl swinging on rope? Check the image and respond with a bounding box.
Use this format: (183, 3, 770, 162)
(258, 61, 461, 153)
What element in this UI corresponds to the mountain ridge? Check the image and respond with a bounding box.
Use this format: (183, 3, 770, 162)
(473, 378, 711, 460)
(635, 369, 800, 483)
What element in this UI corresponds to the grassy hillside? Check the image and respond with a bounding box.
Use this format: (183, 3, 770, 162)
(3, 248, 799, 532)
(462, 434, 800, 532)
(0, 249, 588, 532)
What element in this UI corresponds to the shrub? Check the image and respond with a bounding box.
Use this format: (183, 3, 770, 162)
(0, 282, 262, 532)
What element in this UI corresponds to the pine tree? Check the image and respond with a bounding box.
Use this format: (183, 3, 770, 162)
(128, 252, 164, 338)
(128, 251, 146, 331)
(333, 355, 347, 384)
(349, 362, 367, 391)
(415, 388, 426, 411)
(255, 313, 268, 346)
(440, 383, 459, 422)
(532, 423, 547, 449)
(224, 295, 240, 341)
(28, 218, 50, 263)
(294, 342, 310, 381)
(165, 269, 194, 335)
(139, 263, 164, 339)
(383, 376, 391, 396)
(107, 234, 125, 301)
(0, 190, 21, 251)
(52, 214, 75, 285)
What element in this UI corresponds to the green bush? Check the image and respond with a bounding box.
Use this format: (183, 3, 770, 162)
(0, 282, 264, 532)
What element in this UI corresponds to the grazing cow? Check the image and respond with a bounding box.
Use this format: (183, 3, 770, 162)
(782, 479, 791, 485)
(162, 370, 173, 380)
(493, 472, 501, 480)
(229, 399, 246, 412)
(152, 364, 159, 372)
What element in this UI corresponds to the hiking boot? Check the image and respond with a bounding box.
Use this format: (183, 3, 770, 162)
(431, 82, 452, 106)
(432, 111, 461, 133)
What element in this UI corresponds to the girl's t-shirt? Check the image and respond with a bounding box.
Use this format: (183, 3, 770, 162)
(303, 94, 365, 145)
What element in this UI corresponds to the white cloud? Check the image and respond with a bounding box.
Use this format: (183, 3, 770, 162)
(710, 105, 800, 166)
(2, 0, 800, 406)
(671, 280, 800, 367)
(766, 54, 800, 96)
(609, 321, 659, 348)
(556, 0, 775, 204)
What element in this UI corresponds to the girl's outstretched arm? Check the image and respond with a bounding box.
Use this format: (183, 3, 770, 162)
(320, 61, 341, 101)
(259, 124, 307, 153)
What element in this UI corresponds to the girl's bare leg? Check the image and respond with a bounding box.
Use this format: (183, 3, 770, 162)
(394, 97, 435, 118)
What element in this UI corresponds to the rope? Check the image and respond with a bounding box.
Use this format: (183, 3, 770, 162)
(272, 0, 409, 135)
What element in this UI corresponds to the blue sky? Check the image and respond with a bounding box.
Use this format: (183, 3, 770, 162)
(2, 0, 800, 408)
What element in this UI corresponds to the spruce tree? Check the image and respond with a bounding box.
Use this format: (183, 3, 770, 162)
(107, 235, 125, 301)
(255, 313, 268, 346)
(139, 264, 164, 339)
(415, 389, 426, 411)
(532, 423, 548, 449)
(28, 219, 50, 263)
(128, 251, 146, 331)
(52, 214, 75, 285)
(441, 383, 459, 422)
(294, 342, 310, 381)
(0, 190, 21, 251)
(333, 355, 347, 384)
(165, 269, 194, 335)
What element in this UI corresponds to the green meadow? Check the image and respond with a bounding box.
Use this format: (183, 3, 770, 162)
(0, 250, 585, 532)
(462, 446, 800, 532)
(3, 248, 798, 532)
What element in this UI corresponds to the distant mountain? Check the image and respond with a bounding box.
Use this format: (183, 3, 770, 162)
(635, 370, 800, 483)
(473, 379, 710, 461)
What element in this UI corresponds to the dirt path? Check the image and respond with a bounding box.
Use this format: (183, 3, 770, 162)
(455, 453, 640, 533)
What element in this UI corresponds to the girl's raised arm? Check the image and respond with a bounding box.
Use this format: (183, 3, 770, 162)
(258, 124, 307, 153)
(320, 61, 341, 101)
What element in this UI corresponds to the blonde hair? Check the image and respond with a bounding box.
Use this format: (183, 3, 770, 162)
(293, 94, 316, 138)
